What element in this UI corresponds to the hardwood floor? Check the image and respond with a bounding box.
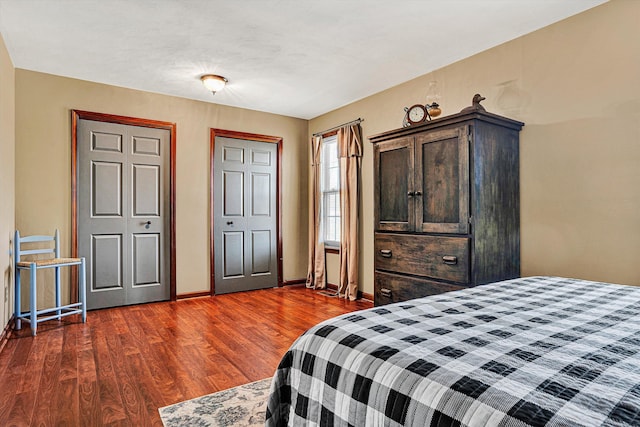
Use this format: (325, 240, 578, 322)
(0, 285, 372, 426)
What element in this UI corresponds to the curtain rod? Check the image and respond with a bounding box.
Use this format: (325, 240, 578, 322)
(312, 118, 364, 137)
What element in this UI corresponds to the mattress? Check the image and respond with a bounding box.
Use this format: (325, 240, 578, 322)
(265, 276, 640, 426)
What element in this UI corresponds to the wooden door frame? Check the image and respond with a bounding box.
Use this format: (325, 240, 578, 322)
(210, 128, 283, 295)
(71, 110, 177, 301)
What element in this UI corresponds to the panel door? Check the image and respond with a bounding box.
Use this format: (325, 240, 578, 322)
(374, 137, 414, 232)
(213, 137, 278, 294)
(78, 119, 170, 309)
(415, 126, 470, 234)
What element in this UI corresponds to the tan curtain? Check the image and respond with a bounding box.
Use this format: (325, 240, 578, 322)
(337, 124, 363, 300)
(306, 135, 326, 289)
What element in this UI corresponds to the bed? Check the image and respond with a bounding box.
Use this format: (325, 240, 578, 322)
(265, 276, 640, 426)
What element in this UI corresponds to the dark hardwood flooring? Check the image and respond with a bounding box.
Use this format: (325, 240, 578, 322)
(0, 285, 372, 426)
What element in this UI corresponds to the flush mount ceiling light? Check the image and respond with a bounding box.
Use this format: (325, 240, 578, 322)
(200, 74, 228, 95)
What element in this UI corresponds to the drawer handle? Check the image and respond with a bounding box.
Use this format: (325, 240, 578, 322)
(442, 256, 458, 265)
(381, 288, 392, 298)
(380, 249, 392, 258)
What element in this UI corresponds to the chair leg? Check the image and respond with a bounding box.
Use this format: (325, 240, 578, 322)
(55, 265, 62, 320)
(30, 264, 37, 336)
(80, 259, 87, 323)
(14, 269, 21, 330)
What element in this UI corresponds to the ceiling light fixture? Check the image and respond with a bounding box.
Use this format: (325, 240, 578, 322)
(200, 74, 228, 95)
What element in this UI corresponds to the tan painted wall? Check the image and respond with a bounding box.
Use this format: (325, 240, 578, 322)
(14, 70, 309, 307)
(311, 0, 640, 295)
(0, 33, 15, 333)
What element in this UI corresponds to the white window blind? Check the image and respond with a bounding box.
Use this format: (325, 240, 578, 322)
(320, 135, 340, 247)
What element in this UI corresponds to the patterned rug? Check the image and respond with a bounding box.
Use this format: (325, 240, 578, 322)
(159, 378, 272, 427)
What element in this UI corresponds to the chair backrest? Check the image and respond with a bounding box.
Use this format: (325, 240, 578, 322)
(14, 229, 61, 265)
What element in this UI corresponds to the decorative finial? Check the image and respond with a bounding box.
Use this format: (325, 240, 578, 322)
(461, 94, 486, 113)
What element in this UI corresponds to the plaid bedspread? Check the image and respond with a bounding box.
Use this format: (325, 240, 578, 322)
(265, 277, 640, 426)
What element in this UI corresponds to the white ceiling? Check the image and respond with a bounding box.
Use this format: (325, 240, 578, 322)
(0, 0, 607, 119)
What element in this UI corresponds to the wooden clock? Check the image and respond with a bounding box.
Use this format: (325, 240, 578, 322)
(403, 104, 428, 127)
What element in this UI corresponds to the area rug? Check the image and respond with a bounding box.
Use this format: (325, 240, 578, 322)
(159, 378, 272, 427)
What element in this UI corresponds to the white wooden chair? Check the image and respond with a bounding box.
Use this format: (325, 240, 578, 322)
(14, 229, 87, 336)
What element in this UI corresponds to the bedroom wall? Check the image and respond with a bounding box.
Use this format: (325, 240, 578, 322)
(311, 0, 640, 295)
(0, 33, 15, 334)
(14, 70, 309, 305)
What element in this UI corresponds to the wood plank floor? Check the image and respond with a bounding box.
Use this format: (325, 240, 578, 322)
(0, 285, 372, 426)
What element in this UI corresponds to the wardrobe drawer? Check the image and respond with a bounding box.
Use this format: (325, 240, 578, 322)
(374, 271, 465, 306)
(375, 233, 470, 283)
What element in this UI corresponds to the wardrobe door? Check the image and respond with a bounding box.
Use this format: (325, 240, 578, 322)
(374, 136, 414, 232)
(415, 126, 470, 234)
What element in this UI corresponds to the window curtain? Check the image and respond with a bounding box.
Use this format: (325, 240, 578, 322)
(337, 123, 362, 300)
(306, 135, 326, 289)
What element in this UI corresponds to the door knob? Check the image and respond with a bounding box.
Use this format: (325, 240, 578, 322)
(144, 220, 151, 229)
(227, 221, 234, 225)
(145, 221, 151, 225)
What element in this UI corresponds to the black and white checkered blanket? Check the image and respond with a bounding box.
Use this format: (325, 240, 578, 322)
(265, 277, 640, 426)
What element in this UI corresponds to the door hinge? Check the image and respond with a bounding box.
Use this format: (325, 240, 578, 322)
(468, 216, 473, 224)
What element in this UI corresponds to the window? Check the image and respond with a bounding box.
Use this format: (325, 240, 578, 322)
(320, 135, 340, 247)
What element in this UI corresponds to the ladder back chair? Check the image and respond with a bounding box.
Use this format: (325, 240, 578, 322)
(14, 229, 87, 336)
